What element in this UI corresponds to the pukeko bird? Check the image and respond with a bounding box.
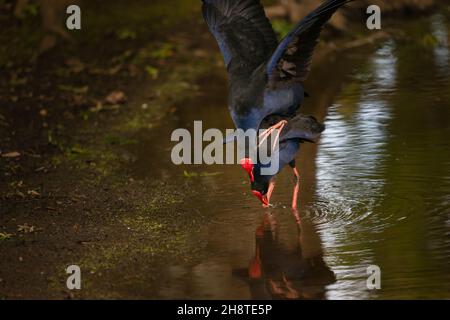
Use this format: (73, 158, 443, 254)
(202, 0, 351, 207)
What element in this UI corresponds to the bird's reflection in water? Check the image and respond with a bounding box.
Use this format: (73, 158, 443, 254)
(234, 209, 335, 299)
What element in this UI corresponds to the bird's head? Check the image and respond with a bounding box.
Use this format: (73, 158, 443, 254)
(240, 158, 269, 206)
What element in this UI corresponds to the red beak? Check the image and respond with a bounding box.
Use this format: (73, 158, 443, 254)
(251, 190, 269, 206)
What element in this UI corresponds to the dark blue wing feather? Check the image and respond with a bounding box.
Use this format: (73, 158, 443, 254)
(202, 1, 233, 66)
(266, 0, 351, 83)
(202, 0, 278, 77)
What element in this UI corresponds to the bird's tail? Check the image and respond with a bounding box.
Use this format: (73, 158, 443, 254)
(280, 114, 325, 143)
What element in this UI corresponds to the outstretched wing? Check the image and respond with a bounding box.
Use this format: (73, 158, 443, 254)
(266, 0, 351, 85)
(202, 0, 278, 79)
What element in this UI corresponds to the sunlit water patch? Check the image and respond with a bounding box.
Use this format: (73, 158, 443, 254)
(431, 13, 449, 71)
(312, 23, 450, 298)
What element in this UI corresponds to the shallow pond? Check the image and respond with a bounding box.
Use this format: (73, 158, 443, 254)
(131, 12, 450, 299)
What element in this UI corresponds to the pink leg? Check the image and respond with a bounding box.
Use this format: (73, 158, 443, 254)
(292, 167, 300, 209)
(263, 179, 276, 208)
(291, 207, 301, 226)
(293, 167, 300, 179)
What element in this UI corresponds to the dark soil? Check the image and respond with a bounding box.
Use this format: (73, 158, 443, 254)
(0, 0, 217, 299)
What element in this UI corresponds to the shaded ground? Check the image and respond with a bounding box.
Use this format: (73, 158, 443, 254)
(0, 0, 218, 299)
(0, 0, 445, 299)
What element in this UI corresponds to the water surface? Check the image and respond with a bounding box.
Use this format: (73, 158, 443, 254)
(132, 13, 450, 299)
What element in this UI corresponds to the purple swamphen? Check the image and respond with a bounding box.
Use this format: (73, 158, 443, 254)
(202, 0, 351, 207)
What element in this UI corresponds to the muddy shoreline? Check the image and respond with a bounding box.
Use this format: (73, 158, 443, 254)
(0, 1, 216, 299)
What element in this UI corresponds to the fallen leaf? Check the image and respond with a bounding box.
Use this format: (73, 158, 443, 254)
(17, 223, 42, 234)
(10, 180, 23, 188)
(183, 171, 222, 178)
(27, 190, 40, 197)
(108, 64, 123, 75)
(105, 90, 127, 105)
(89, 101, 103, 112)
(58, 85, 89, 94)
(183, 170, 198, 178)
(145, 65, 159, 80)
(200, 172, 222, 177)
(0, 232, 13, 241)
(1, 151, 21, 158)
(16, 191, 25, 198)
